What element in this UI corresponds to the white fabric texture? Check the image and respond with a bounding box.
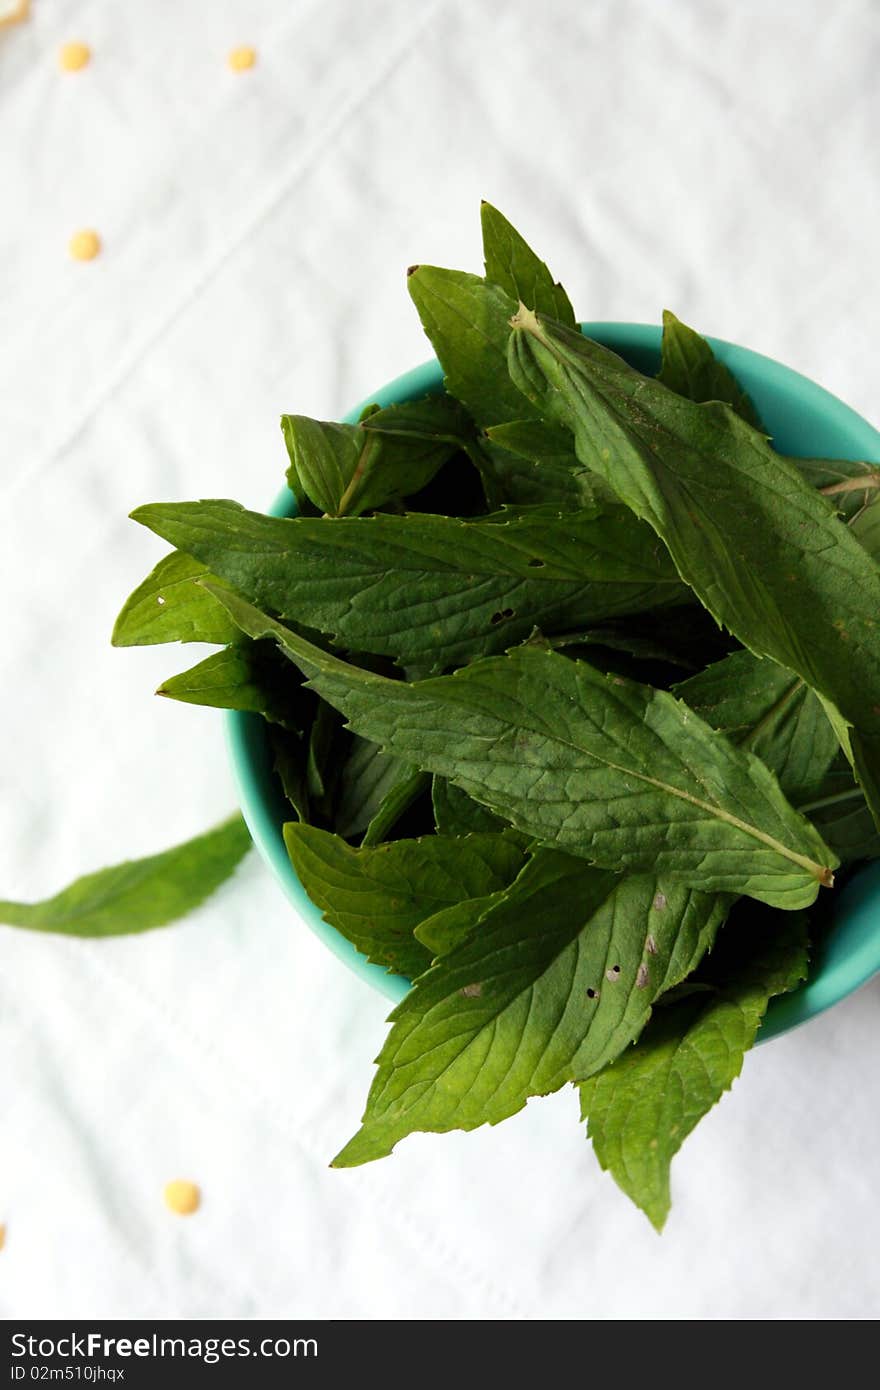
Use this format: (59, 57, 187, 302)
(1, 0, 879, 1321)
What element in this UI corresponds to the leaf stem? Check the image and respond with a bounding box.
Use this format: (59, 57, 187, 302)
(333, 437, 376, 518)
(601, 763, 836, 886)
(738, 677, 804, 752)
(819, 469, 880, 497)
(796, 786, 864, 815)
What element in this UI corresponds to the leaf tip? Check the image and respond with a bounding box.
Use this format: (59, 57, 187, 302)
(646, 1207, 669, 1235)
(406, 264, 420, 278)
(331, 1124, 394, 1168)
(329, 1141, 361, 1169)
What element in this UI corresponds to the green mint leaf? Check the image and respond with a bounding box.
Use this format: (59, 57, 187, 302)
(335, 736, 426, 844)
(407, 266, 532, 428)
(0, 815, 251, 937)
(484, 418, 575, 463)
(417, 849, 724, 965)
(549, 605, 735, 674)
(551, 623, 696, 671)
(281, 395, 471, 518)
(359, 769, 430, 848)
(481, 420, 614, 510)
(269, 726, 310, 823)
(334, 737, 407, 839)
(850, 731, 880, 835)
(413, 888, 509, 956)
(508, 309, 880, 825)
(579, 907, 809, 1230)
(797, 754, 880, 863)
(157, 639, 308, 729)
(676, 649, 839, 803)
(359, 395, 474, 443)
(112, 550, 237, 647)
(657, 310, 764, 429)
(209, 588, 838, 908)
(283, 824, 525, 978)
(850, 493, 880, 553)
(306, 700, 344, 822)
(480, 202, 576, 326)
(332, 854, 727, 1167)
(281, 416, 360, 516)
(131, 500, 686, 670)
(432, 777, 508, 836)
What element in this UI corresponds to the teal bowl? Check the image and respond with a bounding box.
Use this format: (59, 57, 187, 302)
(226, 323, 880, 1041)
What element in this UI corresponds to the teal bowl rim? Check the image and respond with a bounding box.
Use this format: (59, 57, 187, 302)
(226, 322, 880, 1041)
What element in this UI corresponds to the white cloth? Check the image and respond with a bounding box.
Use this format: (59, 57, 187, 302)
(1, 0, 879, 1321)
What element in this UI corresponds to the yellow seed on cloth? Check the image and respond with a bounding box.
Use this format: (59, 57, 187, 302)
(0, 1223, 6, 1250)
(0, 2, 30, 32)
(59, 41, 91, 71)
(228, 46, 256, 72)
(164, 1180, 201, 1216)
(69, 229, 101, 261)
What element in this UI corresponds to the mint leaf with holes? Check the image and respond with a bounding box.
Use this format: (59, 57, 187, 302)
(112, 550, 236, 647)
(97, 202, 880, 1228)
(580, 906, 809, 1230)
(332, 853, 727, 1166)
(131, 499, 686, 669)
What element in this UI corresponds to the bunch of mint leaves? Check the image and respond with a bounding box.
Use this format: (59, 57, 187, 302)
(4, 203, 880, 1229)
